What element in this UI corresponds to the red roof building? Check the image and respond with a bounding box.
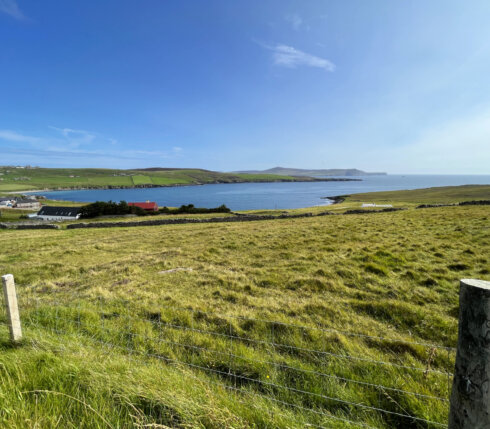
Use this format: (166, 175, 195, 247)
(128, 201, 159, 211)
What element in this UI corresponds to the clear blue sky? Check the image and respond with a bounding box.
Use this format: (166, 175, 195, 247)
(1, 0, 489, 173)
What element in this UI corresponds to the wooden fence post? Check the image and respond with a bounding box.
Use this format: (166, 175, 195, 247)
(449, 278, 490, 428)
(1, 274, 22, 342)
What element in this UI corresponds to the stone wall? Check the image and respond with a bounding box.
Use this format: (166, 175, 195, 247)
(15, 224, 60, 230)
(0, 223, 60, 230)
(458, 200, 490, 206)
(65, 209, 413, 230)
(417, 200, 490, 209)
(66, 213, 314, 229)
(343, 208, 405, 215)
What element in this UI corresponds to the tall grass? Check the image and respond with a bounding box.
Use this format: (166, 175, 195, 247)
(0, 202, 488, 427)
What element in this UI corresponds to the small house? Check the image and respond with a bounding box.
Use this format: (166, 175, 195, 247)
(0, 198, 14, 207)
(128, 201, 159, 212)
(14, 199, 41, 210)
(37, 206, 81, 221)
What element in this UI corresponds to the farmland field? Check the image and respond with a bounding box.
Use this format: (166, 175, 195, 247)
(0, 186, 488, 428)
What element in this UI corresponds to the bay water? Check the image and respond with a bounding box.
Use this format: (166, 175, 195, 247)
(33, 175, 490, 211)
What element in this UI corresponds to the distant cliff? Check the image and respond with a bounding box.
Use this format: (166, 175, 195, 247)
(234, 167, 387, 177)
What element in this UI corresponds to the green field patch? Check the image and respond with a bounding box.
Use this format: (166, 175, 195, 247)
(150, 176, 190, 185)
(0, 183, 35, 191)
(234, 173, 296, 181)
(87, 176, 133, 187)
(131, 175, 153, 185)
(0, 209, 35, 222)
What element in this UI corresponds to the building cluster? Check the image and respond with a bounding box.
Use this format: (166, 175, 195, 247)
(0, 196, 41, 210)
(0, 199, 158, 221)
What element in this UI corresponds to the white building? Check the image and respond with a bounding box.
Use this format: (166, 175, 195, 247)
(14, 199, 41, 210)
(37, 206, 81, 221)
(0, 198, 14, 207)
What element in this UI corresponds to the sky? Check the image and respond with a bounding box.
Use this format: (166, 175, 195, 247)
(1, 0, 490, 174)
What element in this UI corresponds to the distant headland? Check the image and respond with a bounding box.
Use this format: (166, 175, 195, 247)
(234, 167, 387, 177)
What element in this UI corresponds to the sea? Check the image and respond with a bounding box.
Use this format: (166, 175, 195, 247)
(32, 175, 490, 211)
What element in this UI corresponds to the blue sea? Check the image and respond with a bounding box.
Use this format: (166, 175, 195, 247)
(33, 175, 490, 211)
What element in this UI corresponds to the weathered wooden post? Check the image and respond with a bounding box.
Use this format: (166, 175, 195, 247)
(449, 279, 490, 428)
(1, 274, 22, 342)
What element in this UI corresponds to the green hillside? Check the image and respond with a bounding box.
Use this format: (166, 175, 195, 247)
(343, 184, 490, 204)
(0, 167, 321, 193)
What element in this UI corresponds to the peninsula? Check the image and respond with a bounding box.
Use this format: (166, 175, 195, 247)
(0, 166, 360, 193)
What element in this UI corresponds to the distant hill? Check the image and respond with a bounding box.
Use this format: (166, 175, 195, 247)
(235, 167, 387, 177)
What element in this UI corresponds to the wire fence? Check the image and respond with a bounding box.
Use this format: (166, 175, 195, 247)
(2, 291, 456, 429)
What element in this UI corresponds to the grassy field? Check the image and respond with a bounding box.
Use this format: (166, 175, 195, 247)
(0, 209, 33, 223)
(0, 183, 35, 192)
(0, 167, 318, 194)
(344, 184, 490, 205)
(0, 186, 488, 428)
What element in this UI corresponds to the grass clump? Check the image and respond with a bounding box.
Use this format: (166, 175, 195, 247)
(363, 263, 388, 276)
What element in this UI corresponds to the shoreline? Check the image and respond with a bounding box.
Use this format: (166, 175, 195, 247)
(15, 177, 361, 195)
(322, 195, 347, 205)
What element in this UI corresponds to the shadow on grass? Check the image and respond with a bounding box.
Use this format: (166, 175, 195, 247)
(0, 338, 25, 349)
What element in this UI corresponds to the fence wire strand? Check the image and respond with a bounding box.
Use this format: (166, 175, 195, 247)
(7, 296, 454, 429)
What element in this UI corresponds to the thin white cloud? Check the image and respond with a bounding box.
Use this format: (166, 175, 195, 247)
(122, 148, 182, 159)
(0, 129, 41, 144)
(1, 126, 181, 166)
(0, 126, 118, 151)
(285, 14, 303, 31)
(2, 145, 179, 162)
(49, 126, 96, 146)
(268, 44, 335, 72)
(0, 0, 24, 20)
(1, 144, 132, 160)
